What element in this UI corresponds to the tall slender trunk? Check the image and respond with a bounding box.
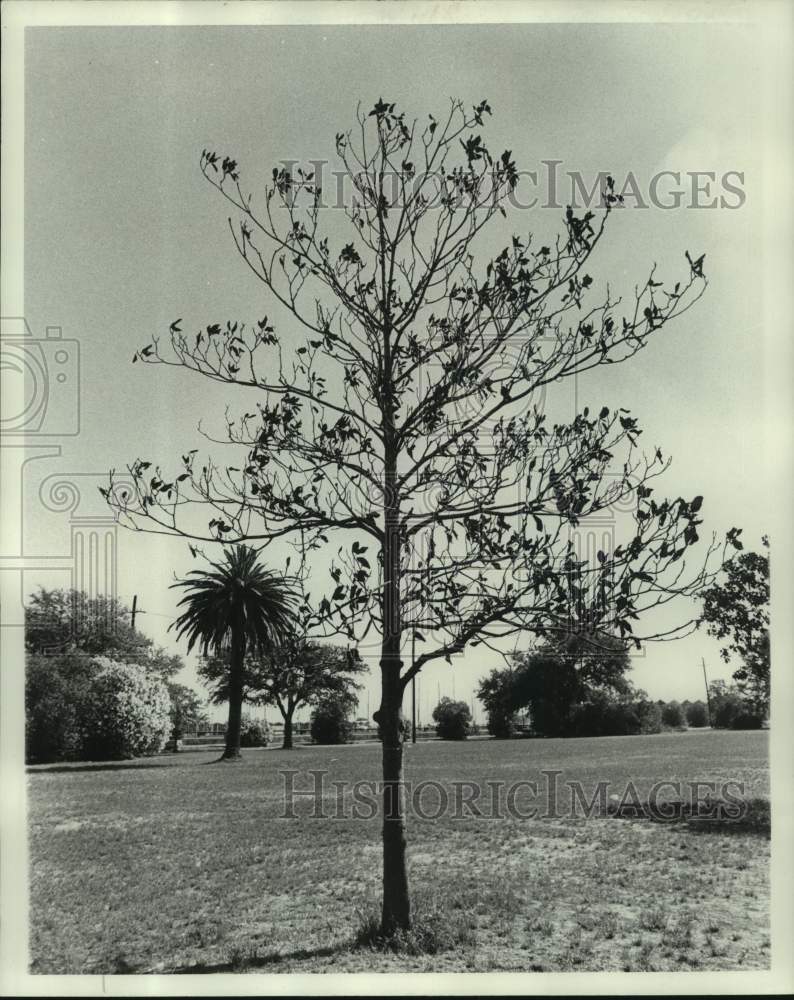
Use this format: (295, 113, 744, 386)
(222, 630, 246, 760)
(378, 410, 410, 932)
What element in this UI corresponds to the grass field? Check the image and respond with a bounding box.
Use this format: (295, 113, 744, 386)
(28, 730, 769, 974)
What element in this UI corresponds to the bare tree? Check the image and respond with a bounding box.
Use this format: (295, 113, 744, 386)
(105, 98, 737, 933)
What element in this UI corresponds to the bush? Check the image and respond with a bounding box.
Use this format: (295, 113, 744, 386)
(686, 700, 709, 727)
(711, 687, 764, 730)
(661, 700, 685, 728)
(636, 699, 663, 734)
(238, 716, 270, 747)
(310, 698, 354, 745)
(81, 658, 171, 760)
(432, 698, 472, 741)
(486, 706, 516, 739)
(568, 693, 641, 737)
(25, 653, 94, 763)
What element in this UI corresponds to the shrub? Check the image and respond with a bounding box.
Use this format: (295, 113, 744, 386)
(486, 706, 516, 739)
(711, 686, 765, 730)
(432, 698, 472, 740)
(238, 716, 270, 747)
(661, 700, 685, 728)
(725, 705, 764, 730)
(310, 697, 354, 745)
(569, 694, 641, 737)
(636, 699, 663, 734)
(81, 658, 171, 760)
(25, 653, 95, 763)
(686, 700, 709, 727)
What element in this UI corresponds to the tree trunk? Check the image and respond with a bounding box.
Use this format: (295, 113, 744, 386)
(378, 663, 410, 934)
(222, 631, 245, 761)
(282, 710, 294, 750)
(378, 411, 410, 932)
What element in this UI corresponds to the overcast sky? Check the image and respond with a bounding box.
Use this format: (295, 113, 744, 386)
(21, 21, 770, 718)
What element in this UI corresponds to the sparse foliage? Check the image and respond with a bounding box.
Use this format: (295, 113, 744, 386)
(106, 98, 734, 930)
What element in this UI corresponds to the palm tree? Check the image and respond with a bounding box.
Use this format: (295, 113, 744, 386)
(170, 544, 298, 760)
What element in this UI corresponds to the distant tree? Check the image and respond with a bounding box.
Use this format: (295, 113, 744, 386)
(200, 638, 366, 749)
(104, 96, 737, 933)
(701, 537, 770, 716)
(708, 680, 764, 730)
(510, 632, 632, 737)
(635, 696, 663, 734)
(661, 700, 685, 728)
(685, 699, 709, 727)
(568, 690, 641, 737)
(81, 659, 171, 760)
(310, 694, 355, 745)
(25, 587, 182, 679)
(432, 697, 473, 740)
(511, 648, 580, 737)
(166, 682, 209, 741)
(477, 668, 518, 738)
(171, 545, 298, 760)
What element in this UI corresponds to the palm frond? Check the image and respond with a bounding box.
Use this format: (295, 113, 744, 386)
(170, 544, 298, 655)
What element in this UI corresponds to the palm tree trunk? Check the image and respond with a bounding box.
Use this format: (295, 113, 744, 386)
(222, 631, 245, 761)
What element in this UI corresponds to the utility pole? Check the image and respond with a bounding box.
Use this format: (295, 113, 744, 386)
(702, 657, 713, 726)
(700, 656, 711, 726)
(131, 594, 138, 631)
(411, 631, 417, 744)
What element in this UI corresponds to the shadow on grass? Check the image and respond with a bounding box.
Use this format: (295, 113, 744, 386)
(27, 760, 184, 774)
(171, 942, 347, 973)
(606, 796, 770, 837)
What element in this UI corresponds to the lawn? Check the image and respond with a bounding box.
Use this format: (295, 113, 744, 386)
(28, 729, 769, 974)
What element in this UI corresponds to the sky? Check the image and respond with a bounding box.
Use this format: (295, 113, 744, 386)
(18, 21, 771, 721)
